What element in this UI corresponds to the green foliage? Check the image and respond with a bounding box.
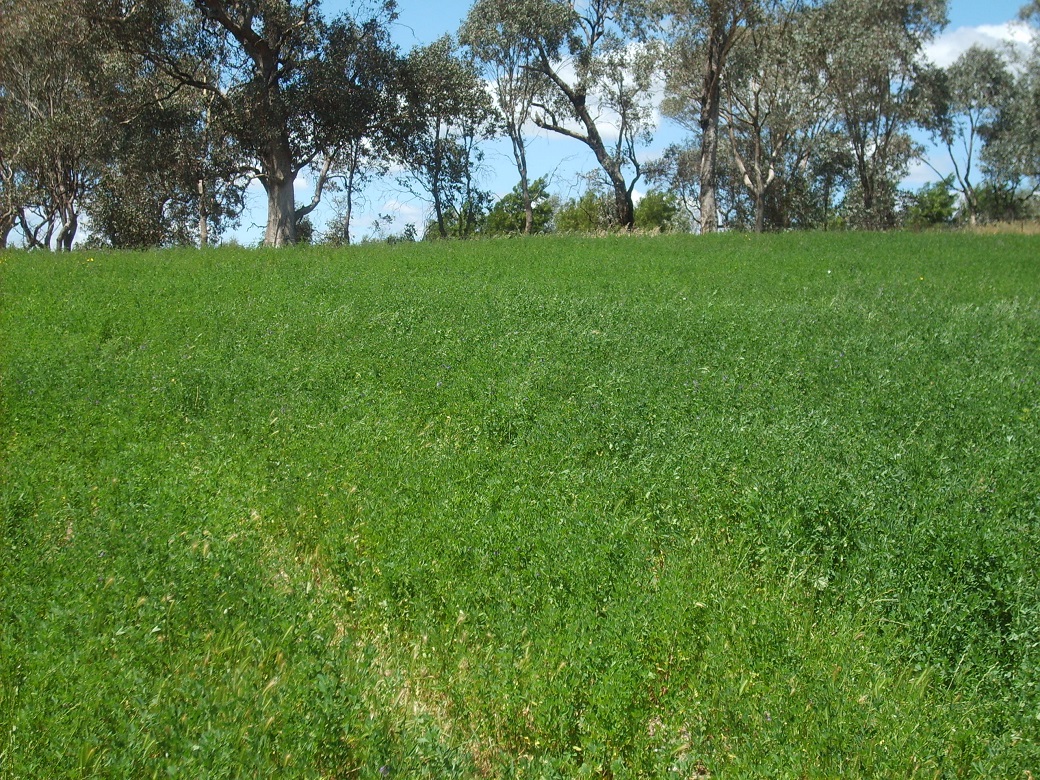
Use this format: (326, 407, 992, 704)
(484, 176, 553, 235)
(816, 0, 946, 229)
(553, 189, 614, 232)
(904, 176, 956, 228)
(1, 234, 1039, 776)
(468, 0, 652, 227)
(294, 215, 315, 245)
(400, 36, 499, 240)
(972, 181, 1039, 223)
(633, 189, 679, 232)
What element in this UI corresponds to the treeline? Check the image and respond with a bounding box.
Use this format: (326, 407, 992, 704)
(1, 0, 1038, 249)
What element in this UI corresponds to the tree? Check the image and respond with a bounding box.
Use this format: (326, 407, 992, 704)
(781, 127, 856, 229)
(398, 36, 499, 239)
(919, 46, 1014, 225)
(977, 69, 1040, 217)
(316, 137, 391, 246)
(634, 189, 680, 230)
(85, 92, 246, 248)
(1022, 0, 1040, 26)
(974, 2, 1040, 217)
(76, 41, 251, 249)
(0, 0, 114, 249)
(903, 176, 955, 228)
(553, 187, 615, 232)
(0, 159, 20, 249)
(719, 0, 833, 232)
(0, 0, 27, 249)
(89, 0, 405, 246)
(0, 87, 29, 248)
(813, 0, 947, 229)
(484, 177, 554, 234)
(291, 12, 408, 241)
(644, 142, 701, 230)
(656, 0, 764, 233)
(473, 0, 655, 228)
(461, 0, 546, 233)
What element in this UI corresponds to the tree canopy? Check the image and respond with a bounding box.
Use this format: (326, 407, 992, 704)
(3, 0, 1040, 248)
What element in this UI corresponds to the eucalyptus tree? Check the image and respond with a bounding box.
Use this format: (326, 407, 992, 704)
(0, 158, 20, 249)
(88, 0, 405, 246)
(655, 0, 764, 232)
(291, 12, 408, 238)
(0, 0, 24, 249)
(982, 0, 1040, 209)
(296, 8, 417, 247)
(811, 0, 947, 229)
(317, 137, 392, 245)
(643, 142, 701, 229)
(468, 0, 656, 228)
(1, 0, 233, 250)
(977, 57, 1040, 218)
(85, 86, 247, 248)
(460, 0, 547, 234)
(0, 84, 28, 248)
(719, 0, 833, 231)
(919, 46, 1014, 225)
(306, 17, 408, 246)
(399, 36, 499, 239)
(0, 0, 114, 249)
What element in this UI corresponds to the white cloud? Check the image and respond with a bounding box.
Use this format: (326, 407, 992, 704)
(924, 22, 1033, 67)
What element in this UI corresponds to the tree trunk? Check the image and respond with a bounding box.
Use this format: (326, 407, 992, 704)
(56, 212, 77, 251)
(198, 178, 209, 248)
(344, 175, 355, 246)
(534, 67, 636, 229)
(0, 214, 13, 249)
(612, 181, 634, 228)
(510, 129, 533, 234)
(520, 164, 533, 235)
(965, 184, 978, 226)
(699, 34, 723, 235)
(433, 185, 447, 238)
(264, 179, 296, 246)
(598, 152, 634, 228)
(522, 178, 534, 234)
(261, 138, 297, 247)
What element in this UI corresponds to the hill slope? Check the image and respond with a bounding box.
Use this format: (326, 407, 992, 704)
(2, 233, 1038, 777)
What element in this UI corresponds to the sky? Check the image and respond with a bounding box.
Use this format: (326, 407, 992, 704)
(232, 0, 1036, 243)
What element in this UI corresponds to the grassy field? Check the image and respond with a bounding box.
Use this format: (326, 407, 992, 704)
(1, 232, 1038, 778)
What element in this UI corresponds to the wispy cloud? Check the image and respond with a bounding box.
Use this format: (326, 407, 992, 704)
(924, 22, 1033, 67)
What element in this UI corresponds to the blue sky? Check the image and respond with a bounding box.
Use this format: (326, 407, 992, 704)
(380, 0, 1033, 48)
(235, 0, 1036, 242)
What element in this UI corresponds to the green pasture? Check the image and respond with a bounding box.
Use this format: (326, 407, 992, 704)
(1, 232, 1038, 777)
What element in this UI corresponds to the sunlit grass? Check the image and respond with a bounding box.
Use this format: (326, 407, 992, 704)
(1, 232, 1038, 777)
